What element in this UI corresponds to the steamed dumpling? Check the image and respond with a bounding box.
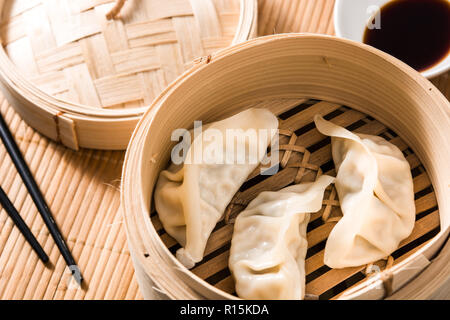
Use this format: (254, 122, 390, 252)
(314, 115, 415, 268)
(229, 175, 335, 300)
(154, 109, 278, 269)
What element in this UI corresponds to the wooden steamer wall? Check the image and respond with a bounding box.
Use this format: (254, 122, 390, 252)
(122, 35, 450, 300)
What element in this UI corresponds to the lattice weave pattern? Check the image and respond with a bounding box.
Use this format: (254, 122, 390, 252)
(225, 120, 340, 225)
(0, 0, 240, 109)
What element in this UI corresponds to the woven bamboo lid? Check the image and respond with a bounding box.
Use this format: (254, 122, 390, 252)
(0, 0, 257, 150)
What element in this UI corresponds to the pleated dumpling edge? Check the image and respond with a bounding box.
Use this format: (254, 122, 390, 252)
(154, 108, 279, 269)
(314, 115, 415, 269)
(229, 175, 335, 300)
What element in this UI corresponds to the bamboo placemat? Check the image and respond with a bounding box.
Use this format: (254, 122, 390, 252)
(0, 92, 142, 300)
(0, 0, 448, 300)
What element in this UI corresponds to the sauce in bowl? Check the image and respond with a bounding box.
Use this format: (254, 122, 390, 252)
(363, 0, 450, 72)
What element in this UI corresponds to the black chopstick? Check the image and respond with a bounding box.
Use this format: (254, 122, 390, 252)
(0, 185, 49, 263)
(0, 113, 82, 284)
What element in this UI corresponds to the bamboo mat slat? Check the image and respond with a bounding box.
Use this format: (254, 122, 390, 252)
(0, 0, 448, 300)
(0, 92, 142, 300)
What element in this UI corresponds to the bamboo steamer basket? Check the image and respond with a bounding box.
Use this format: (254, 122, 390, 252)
(121, 34, 450, 300)
(0, 0, 257, 150)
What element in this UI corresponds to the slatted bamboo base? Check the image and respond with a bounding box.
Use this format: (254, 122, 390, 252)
(151, 98, 441, 300)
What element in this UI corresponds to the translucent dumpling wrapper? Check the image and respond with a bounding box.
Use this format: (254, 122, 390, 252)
(229, 175, 335, 300)
(154, 108, 279, 269)
(314, 115, 415, 269)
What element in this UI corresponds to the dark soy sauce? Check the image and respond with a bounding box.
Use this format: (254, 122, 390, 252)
(363, 0, 450, 72)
